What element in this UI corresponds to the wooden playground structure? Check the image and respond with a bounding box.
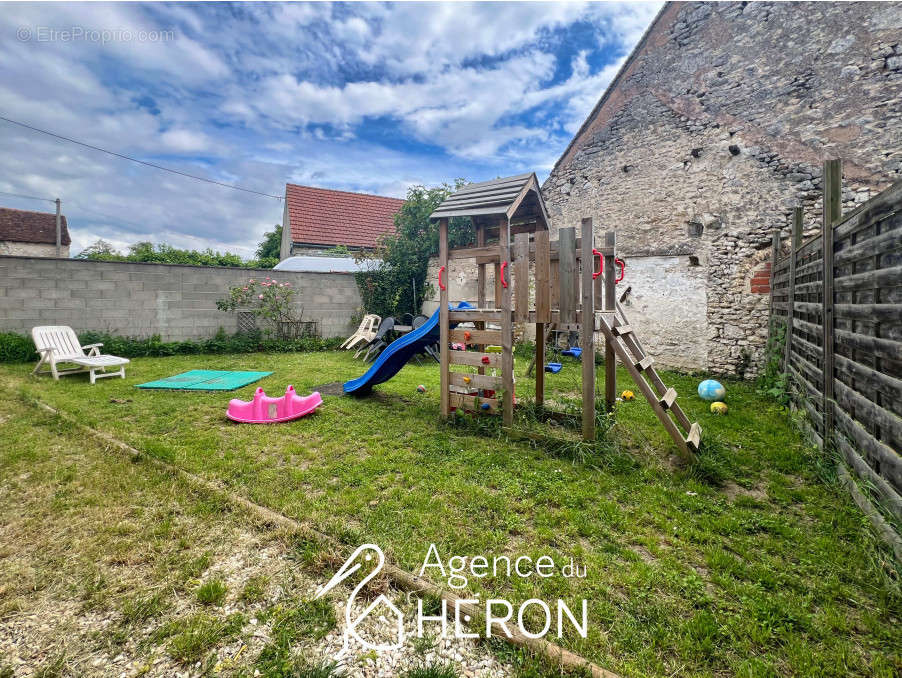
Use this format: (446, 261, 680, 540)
(430, 173, 701, 459)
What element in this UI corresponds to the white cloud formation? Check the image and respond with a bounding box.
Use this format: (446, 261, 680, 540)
(0, 1, 661, 255)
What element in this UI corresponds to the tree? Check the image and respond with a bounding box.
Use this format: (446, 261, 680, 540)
(75, 240, 249, 267)
(75, 239, 120, 259)
(354, 181, 472, 318)
(254, 225, 282, 268)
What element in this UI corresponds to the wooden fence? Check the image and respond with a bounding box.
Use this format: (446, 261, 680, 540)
(769, 160, 902, 559)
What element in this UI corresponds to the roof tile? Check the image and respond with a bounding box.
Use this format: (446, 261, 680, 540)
(285, 184, 404, 249)
(0, 207, 71, 246)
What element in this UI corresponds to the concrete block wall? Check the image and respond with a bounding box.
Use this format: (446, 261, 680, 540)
(0, 257, 362, 341)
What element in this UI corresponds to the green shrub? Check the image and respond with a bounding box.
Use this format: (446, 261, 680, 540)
(0, 332, 38, 362)
(0, 328, 344, 363)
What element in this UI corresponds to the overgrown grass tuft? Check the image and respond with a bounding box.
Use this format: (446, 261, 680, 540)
(400, 662, 460, 678)
(155, 612, 245, 664)
(196, 578, 228, 606)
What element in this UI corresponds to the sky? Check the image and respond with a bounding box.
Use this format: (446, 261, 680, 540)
(0, 1, 661, 258)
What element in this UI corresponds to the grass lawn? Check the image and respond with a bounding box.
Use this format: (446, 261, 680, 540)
(1, 349, 900, 677)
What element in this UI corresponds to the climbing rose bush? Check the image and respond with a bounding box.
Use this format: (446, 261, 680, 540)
(217, 276, 300, 336)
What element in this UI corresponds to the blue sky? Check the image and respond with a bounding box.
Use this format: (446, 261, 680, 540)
(0, 1, 661, 256)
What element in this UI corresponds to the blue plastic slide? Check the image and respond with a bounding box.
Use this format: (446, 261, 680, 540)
(343, 302, 473, 395)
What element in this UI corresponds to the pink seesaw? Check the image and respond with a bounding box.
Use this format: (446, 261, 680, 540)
(226, 385, 323, 423)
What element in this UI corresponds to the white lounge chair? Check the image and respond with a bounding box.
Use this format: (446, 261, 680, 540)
(341, 314, 381, 350)
(31, 326, 130, 384)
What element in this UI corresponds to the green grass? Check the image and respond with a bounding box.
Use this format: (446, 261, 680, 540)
(155, 612, 245, 664)
(1, 350, 900, 677)
(401, 663, 460, 678)
(196, 578, 228, 605)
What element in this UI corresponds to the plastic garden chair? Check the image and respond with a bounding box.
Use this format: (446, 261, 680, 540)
(341, 314, 380, 350)
(356, 316, 395, 361)
(31, 325, 130, 384)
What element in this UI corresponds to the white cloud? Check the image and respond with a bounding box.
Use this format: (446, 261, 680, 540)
(0, 1, 662, 254)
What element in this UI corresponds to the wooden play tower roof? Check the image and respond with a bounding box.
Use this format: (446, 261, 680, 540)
(430, 173, 549, 227)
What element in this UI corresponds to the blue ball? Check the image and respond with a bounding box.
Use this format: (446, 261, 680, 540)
(698, 379, 726, 402)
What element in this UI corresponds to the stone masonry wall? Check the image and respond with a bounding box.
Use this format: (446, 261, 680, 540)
(543, 1, 902, 375)
(0, 257, 362, 341)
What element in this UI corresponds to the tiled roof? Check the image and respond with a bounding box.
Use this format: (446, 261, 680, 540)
(285, 184, 404, 249)
(0, 207, 71, 246)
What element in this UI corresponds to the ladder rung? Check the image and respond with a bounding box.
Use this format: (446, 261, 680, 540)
(636, 356, 653, 371)
(686, 422, 701, 450)
(613, 324, 633, 336)
(659, 387, 677, 409)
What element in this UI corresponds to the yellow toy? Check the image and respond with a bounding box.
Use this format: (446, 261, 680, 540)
(621, 390, 635, 401)
(710, 401, 728, 415)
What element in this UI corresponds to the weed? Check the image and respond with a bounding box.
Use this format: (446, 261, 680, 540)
(196, 578, 228, 606)
(121, 592, 168, 625)
(240, 575, 269, 604)
(400, 662, 460, 678)
(254, 599, 337, 675)
(180, 551, 212, 581)
(163, 612, 245, 664)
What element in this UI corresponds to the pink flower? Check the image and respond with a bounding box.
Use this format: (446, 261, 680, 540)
(242, 287, 248, 291)
(258, 294, 264, 299)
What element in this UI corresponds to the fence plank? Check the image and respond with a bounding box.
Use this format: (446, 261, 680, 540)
(823, 159, 841, 451)
(835, 434, 902, 522)
(834, 405, 902, 492)
(784, 208, 803, 371)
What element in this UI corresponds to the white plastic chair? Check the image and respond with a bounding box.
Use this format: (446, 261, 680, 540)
(31, 326, 130, 384)
(341, 314, 381, 350)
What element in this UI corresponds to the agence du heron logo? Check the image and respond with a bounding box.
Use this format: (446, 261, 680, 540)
(315, 542, 589, 656)
(314, 544, 405, 652)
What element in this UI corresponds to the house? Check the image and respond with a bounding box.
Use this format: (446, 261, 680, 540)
(542, 1, 901, 375)
(279, 184, 405, 259)
(0, 206, 71, 257)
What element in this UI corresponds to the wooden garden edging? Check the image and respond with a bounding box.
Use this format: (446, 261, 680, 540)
(769, 162, 902, 556)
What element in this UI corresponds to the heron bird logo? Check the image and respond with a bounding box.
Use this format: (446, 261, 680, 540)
(314, 544, 404, 652)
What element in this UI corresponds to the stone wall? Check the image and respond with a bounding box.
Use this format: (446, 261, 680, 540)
(0, 241, 68, 258)
(543, 1, 902, 375)
(0, 256, 362, 341)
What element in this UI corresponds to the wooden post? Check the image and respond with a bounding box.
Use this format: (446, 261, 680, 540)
(580, 218, 596, 440)
(55, 198, 61, 257)
(439, 218, 450, 420)
(534, 229, 551, 408)
(784, 208, 802, 373)
(823, 159, 841, 449)
(500, 217, 514, 426)
(767, 229, 780, 340)
(558, 227, 576, 324)
(514, 233, 529, 323)
(476, 222, 486, 376)
(604, 231, 616, 411)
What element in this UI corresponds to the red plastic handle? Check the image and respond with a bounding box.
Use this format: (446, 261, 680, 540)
(438, 265, 446, 291)
(615, 258, 625, 284)
(592, 248, 603, 279)
(500, 261, 509, 288)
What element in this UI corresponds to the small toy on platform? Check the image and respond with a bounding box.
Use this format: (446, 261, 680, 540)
(227, 385, 322, 423)
(621, 390, 635, 401)
(417, 384, 427, 393)
(697, 379, 726, 402)
(710, 401, 728, 415)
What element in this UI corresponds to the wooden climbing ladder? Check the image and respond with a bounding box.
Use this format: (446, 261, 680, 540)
(597, 299, 701, 460)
